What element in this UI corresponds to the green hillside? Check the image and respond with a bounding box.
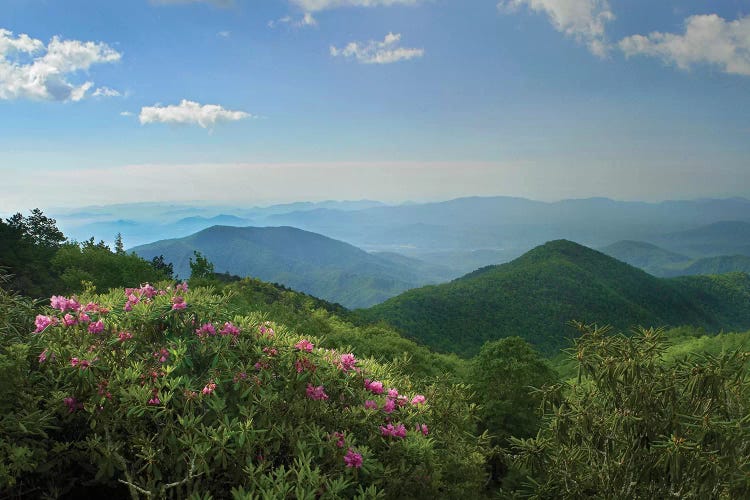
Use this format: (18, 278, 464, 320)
(358, 240, 750, 356)
(131, 225, 447, 308)
(599, 240, 688, 276)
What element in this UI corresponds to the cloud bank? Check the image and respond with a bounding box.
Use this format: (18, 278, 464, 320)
(138, 99, 251, 128)
(330, 33, 423, 64)
(0, 28, 121, 101)
(620, 14, 750, 76)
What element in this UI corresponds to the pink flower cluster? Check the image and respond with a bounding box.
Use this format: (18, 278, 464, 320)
(416, 424, 429, 436)
(295, 339, 314, 352)
(295, 357, 316, 373)
(88, 320, 105, 334)
(220, 322, 240, 338)
(175, 281, 189, 293)
(171, 295, 186, 310)
(118, 331, 133, 342)
(70, 357, 94, 370)
(154, 348, 170, 364)
(338, 353, 357, 372)
(331, 431, 346, 448)
(124, 283, 165, 311)
(380, 423, 407, 439)
(202, 381, 217, 395)
(63, 396, 82, 413)
(364, 379, 384, 394)
(306, 384, 329, 401)
(148, 388, 160, 405)
(259, 322, 275, 337)
(195, 323, 217, 338)
(343, 448, 363, 468)
(34, 315, 58, 333)
(51, 295, 80, 312)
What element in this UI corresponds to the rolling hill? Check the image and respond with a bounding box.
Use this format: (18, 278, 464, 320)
(357, 240, 750, 356)
(599, 240, 689, 276)
(131, 225, 448, 308)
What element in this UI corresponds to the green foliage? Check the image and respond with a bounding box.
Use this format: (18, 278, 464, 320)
(359, 240, 750, 356)
(1, 283, 490, 498)
(510, 323, 750, 498)
(51, 242, 169, 294)
(189, 250, 215, 280)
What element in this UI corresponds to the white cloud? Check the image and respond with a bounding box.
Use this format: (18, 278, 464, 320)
(497, 0, 614, 57)
(290, 0, 420, 12)
(619, 14, 750, 76)
(0, 28, 121, 102)
(139, 99, 251, 129)
(269, 12, 318, 28)
(330, 32, 423, 64)
(217, 30, 231, 38)
(120, 111, 133, 116)
(93, 86, 121, 97)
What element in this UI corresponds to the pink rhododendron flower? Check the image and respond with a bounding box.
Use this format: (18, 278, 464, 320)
(411, 394, 426, 405)
(176, 281, 189, 293)
(51, 295, 80, 312)
(61, 313, 77, 327)
(220, 322, 240, 337)
(380, 423, 407, 438)
(331, 431, 346, 448)
(383, 398, 396, 414)
(339, 353, 357, 372)
(118, 331, 133, 342)
(38, 349, 48, 363)
(387, 388, 399, 399)
(195, 323, 216, 338)
(154, 348, 170, 364)
(364, 400, 378, 410)
(306, 384, 329, 401)
(34, 315, 57, 333)
(202, 381, 217, 395)
(259, 323, 275, 337)
(364, 379, 384, 394)
(88, 320, 104, 334)
(343, 448, 363, 468)
(123, 302, 132, 312)
(295, 358, 316, 373)
(171, 296, 186, 310)
(140, 283, 157, 298)
(295, 339, 314, 352)
(78, 312, 91, 324)
(63, 396, 80, 413)
(416, 424, 429, 436)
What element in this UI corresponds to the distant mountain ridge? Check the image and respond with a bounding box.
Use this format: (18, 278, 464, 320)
(357, 240, 750, 356)
(131, 225, 449, 308)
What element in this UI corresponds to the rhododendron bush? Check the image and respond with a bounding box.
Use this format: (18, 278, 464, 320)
(2, 282, 490, 498)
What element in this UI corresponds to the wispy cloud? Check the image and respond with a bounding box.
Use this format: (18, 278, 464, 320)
(93, 86, 121, 97)
(120, 111, 134, 117)
(330, 32, 423, 64)
(268, 13, 318, 29)
(0, 28, 121, 102)
(217, 30, 231, 38)
(497, 0, 614, 57)
(290, 0, 420, 12)
(139, 99, 251, 129)
(620, 14, 750, 76)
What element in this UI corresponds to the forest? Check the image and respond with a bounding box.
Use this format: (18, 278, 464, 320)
(1, 210, 749, 498)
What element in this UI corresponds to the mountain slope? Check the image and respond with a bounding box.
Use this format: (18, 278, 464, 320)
(599, 240, 689, 276)
(131, 225, 446, 308)
(655, 221, 750, 257)
(357, 240, 750, 356)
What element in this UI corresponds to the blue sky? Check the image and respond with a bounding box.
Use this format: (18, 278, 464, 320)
(2, 0, 750, 211)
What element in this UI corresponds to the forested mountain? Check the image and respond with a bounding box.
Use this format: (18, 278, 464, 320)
(653, 220, 750, 257)
(131, 225, 449, 308)
(357, 240, 750, 356)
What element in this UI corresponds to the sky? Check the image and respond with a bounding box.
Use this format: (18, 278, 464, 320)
(2, 0, 750, 211)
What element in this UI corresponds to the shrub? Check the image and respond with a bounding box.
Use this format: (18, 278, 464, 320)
(3, 283, 490, 498)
